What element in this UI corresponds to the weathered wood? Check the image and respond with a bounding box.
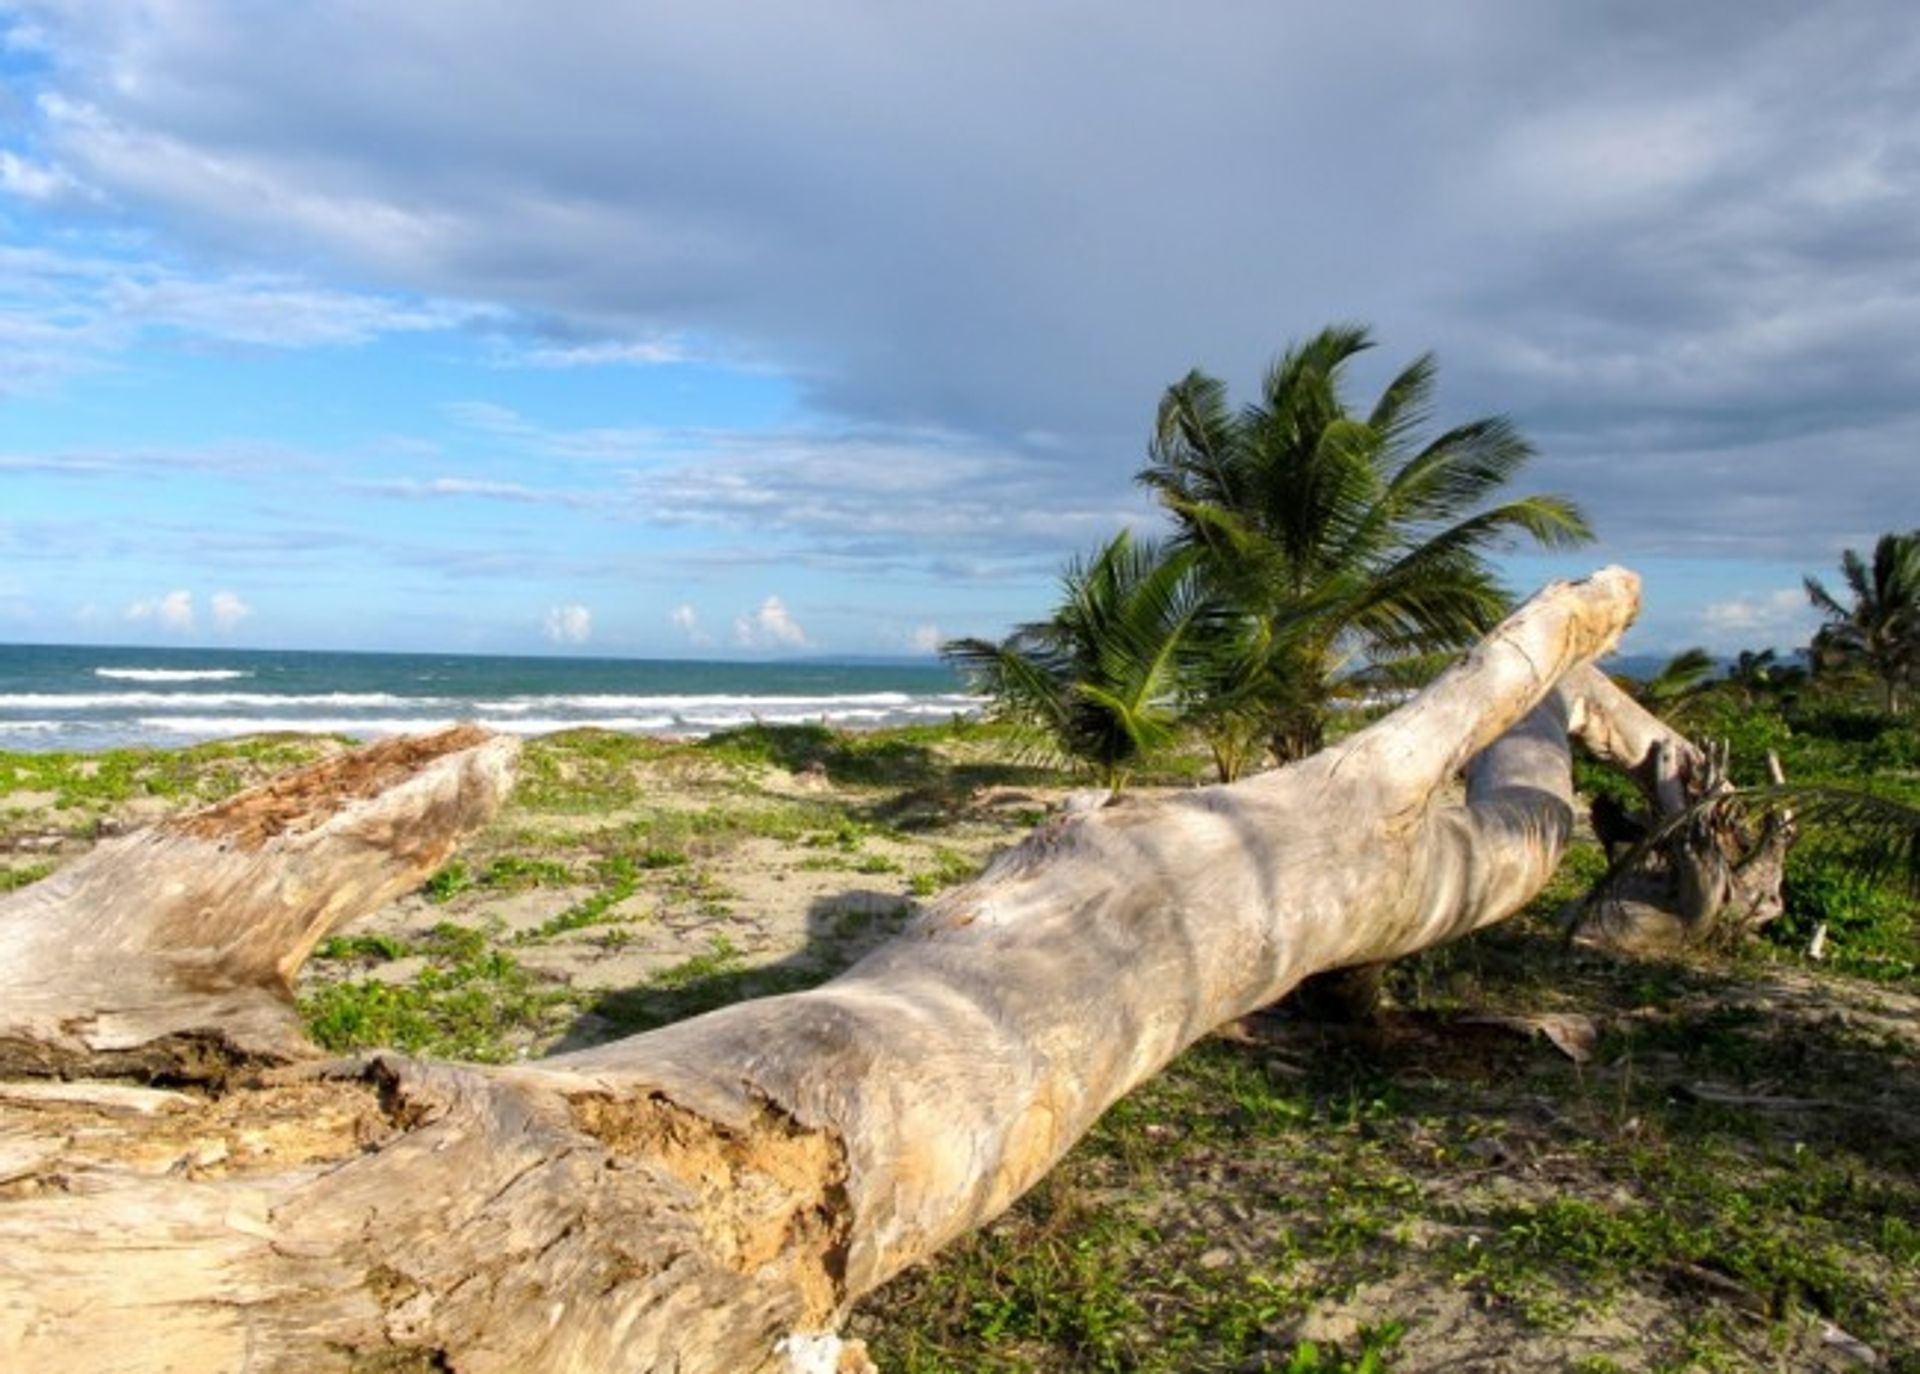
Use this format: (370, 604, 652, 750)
(0, 724, 520, 1080)
(1, 570, 1652, 1373)
(1560, 668, 1796, 951)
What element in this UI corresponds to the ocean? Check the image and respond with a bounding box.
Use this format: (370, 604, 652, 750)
(0, 643, 979, 753)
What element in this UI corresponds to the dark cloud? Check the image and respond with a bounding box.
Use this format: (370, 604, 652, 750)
(11, 0, 1920, 569)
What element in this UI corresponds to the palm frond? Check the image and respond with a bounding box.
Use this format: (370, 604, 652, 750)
(1635, 647, 1717, 707)
(1383, 416, 1539, 524)
(1588, 784, 1920, 908)
(1366, 351, 1436, 454)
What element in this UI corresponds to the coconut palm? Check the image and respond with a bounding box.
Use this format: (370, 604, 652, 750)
(1726, 647, 1806, 700)
(1628, 646, 1717, 711)
(942, 532, 1205, 791)
(1139, 323, 1592, 761)
(1805, 531, 1920, 714)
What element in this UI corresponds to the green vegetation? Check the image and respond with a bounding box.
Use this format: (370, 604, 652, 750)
(949, 323, 1591, 782)
(0, 735, 341, 819)
(1140, 324, 1590, 766)
(910, 846, 980, 896)
(301, 922, 575, 1063)
(5, 644, 1919, 1368)
(943, 531, 1206, 790)
(0, 861, 53, 892)
(1806, 529, 1920, 714)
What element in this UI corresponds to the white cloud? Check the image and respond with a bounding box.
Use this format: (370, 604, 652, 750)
(1698, 587, 1819, 652)
(354, 475, 588, 506)
(543, 603, 592, 645)
(667, 603, 715, 647)
(734, 595, 808, 650)
(0, 241, 502, 397)
(209, 589, 252, 632)
(12, 0, 1920, 636)
(0, 150, 84, 202)
(506, 338, 691, 368)
(907, 623, 944, 654)
(126, 589, 194, 632)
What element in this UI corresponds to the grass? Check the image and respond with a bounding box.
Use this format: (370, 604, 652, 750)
(6, 692, 1919, 1369)
(301, 922, 576, 1063)
(0, 861, 54, 892)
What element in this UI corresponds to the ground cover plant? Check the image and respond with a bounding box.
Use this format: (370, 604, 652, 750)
(0, 688, 1914, 1370)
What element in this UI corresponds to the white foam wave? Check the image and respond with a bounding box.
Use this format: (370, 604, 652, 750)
(135, 715, 676, 739)
(2, 692, 435, 710)
(470, 691, 938, 713)
(94, 667, 251, 682)
(131, 700, 979, 742)
(136, 716, 467, 739)
(0, 720, 67, 733)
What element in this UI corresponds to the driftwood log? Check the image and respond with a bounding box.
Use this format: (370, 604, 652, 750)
(0, 568, 1738, 1372)
(1564, 672, 1796, 952)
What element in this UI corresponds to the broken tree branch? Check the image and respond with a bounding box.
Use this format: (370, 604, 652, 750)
(2, 569, 1652, 1372)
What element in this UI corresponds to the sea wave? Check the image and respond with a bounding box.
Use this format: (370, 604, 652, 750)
(130, 700, 978, 741)
(134, 715, 676, 739)
(1, 692, 436, 711)
(469, 691, 974, 715)
(94, 667, 252, 682)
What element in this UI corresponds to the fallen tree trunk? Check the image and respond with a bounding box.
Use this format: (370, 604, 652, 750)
(1559, 668, 1796, 951)
(2, 569, 1651, 1373)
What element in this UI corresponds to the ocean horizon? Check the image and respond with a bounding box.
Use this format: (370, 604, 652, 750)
(0, 642, 978, 754)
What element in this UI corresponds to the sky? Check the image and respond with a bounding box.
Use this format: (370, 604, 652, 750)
(1, 2, 1915, 659)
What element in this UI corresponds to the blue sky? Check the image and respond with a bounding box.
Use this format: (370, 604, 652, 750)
(3, 3, 1916, 658)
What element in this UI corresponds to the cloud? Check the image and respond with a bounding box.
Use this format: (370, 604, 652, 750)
(209, 589, 252, 632)
(503, 338, 692, 368)
(0, 150, 85, 202)
(1698, 587, 1820, 653)
(126, 589, 194, 631)
(0, 241, 502, 395)
(907, 623, 944, 654)
(9, 1, 1920, 630)
(733, 596, 808, 650)
(353, 475, 590, 507)
(668, 603, 714, 647)
(543, 603, 592, 645)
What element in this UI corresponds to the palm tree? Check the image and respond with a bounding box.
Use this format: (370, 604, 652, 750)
(1805, 531, 1920, 714)
(1628, 646, 1717, 711)
(1139, 323, 1592, 762)
(942, 532, 1204, 791)
(1726, 647, 1806, 700)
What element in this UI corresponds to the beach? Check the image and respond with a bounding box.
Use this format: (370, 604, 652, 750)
(4, 718, 1917, 1369)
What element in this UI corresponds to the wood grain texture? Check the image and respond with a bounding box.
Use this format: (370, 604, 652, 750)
(1, 571, 1656, 1373)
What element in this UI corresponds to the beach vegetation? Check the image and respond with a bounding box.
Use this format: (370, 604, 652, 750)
(423, 859, 474, 902)
(314, 931, 413, 962)
(942, 531, 1207, 790)
(910, 846, 979, 896)
(300, 939, 574, 1062)
(0, 861, 54, 892)
(517, 857, 642, 943)
(1138, 323, 1592, 764)
(9, 641, 1920, 1367)
(1806, 529, 1920, 714)
(1618, 645, 1717, 711)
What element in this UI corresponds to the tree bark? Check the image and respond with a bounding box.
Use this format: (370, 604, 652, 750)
(1559, 670, 1796, 951)
(3, 569, 1651, 1373)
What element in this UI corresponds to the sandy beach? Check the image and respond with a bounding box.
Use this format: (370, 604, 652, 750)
(4, 721, 1916, 1371)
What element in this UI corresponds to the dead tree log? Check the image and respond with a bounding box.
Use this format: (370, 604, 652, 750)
(3, 569, 1654, 1373)
(1560, 668, 1797, 952)
(0, 724, 520, 1082)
